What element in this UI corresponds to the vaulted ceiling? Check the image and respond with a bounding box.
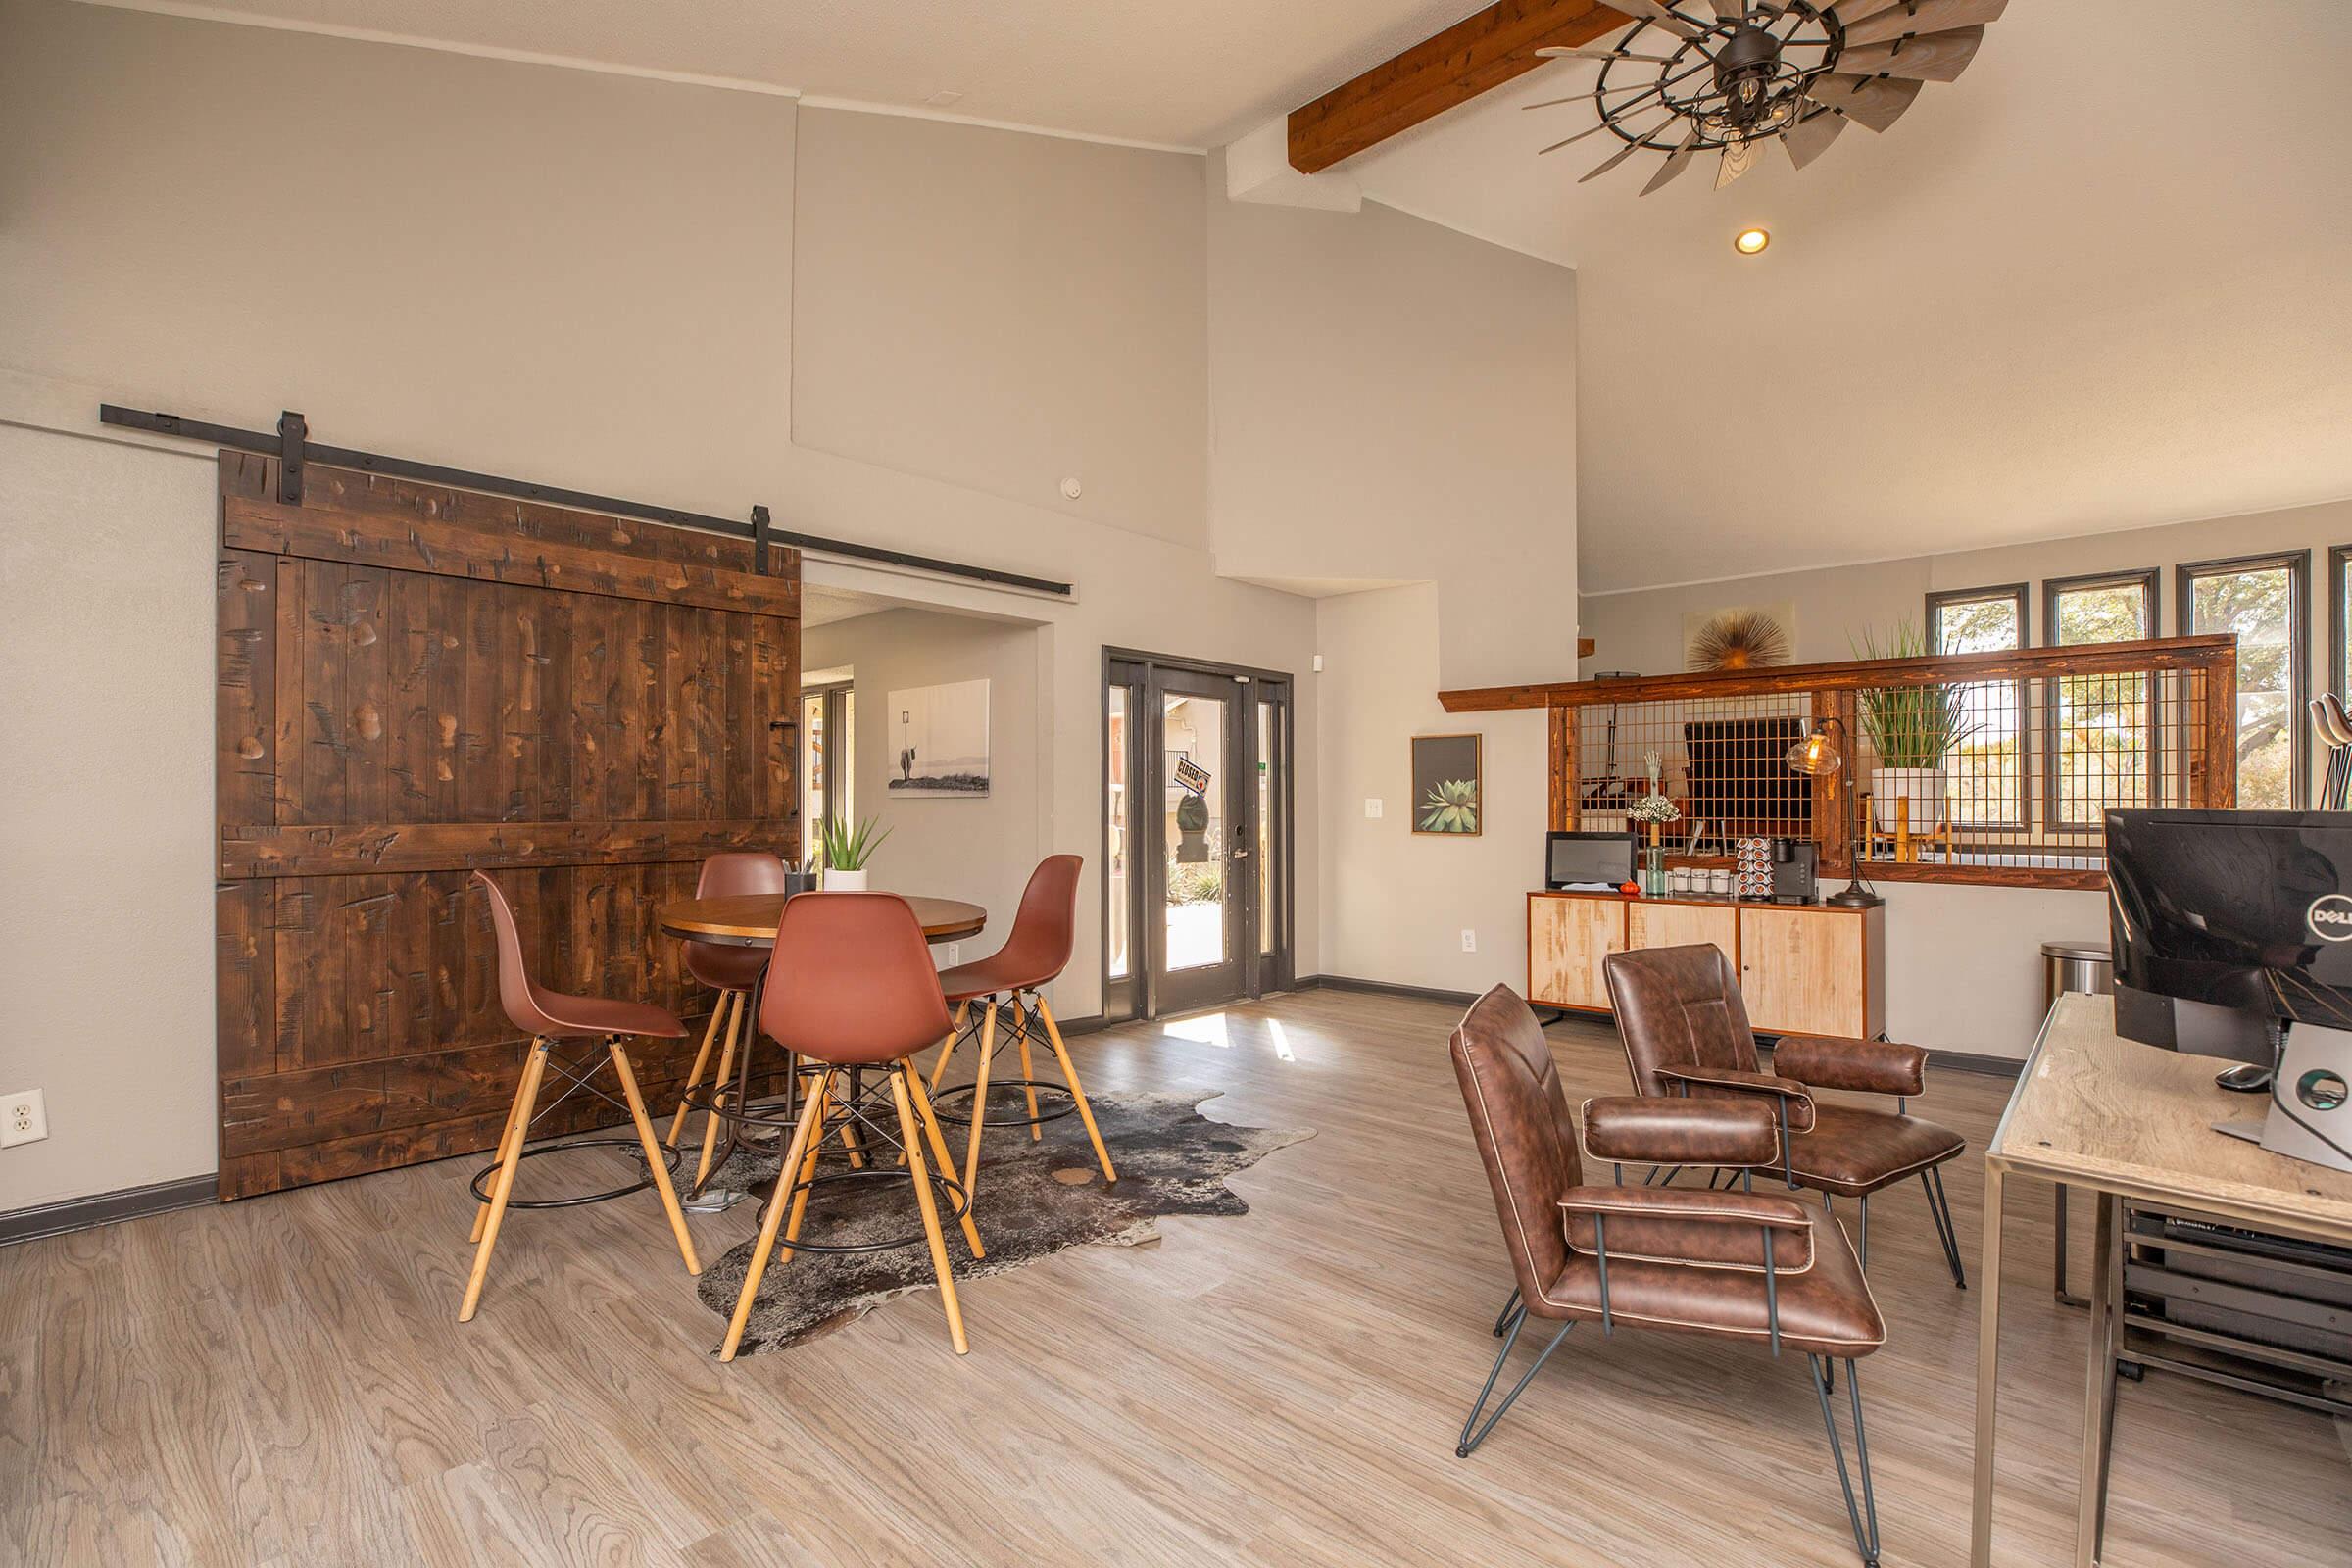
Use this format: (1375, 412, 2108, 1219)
(89, 0, 2352, 591)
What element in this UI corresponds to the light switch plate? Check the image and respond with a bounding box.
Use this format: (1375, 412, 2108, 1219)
(1365, 798, 1383, 818)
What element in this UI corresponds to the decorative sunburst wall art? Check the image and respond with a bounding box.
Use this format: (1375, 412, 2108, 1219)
(1685, 605, 1795, 671)
(1527, 0, 2007, 194)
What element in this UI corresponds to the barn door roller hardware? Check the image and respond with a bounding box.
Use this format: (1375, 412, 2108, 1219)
(100, 404, 1074, 598)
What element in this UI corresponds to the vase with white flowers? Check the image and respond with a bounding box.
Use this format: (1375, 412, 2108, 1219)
(1627, 779, 1682, 899)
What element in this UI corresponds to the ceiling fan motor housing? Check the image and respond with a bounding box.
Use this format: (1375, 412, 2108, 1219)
(1715, 24, 1786, 126)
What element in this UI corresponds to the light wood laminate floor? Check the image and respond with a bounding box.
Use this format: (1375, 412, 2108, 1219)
(6, 989, 2350, 1566)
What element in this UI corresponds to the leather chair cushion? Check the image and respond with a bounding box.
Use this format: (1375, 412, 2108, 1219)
(1580, 1095, 1783, 1168)
(1534, 1212, 1885, 1358)
(1651, 1065, 1818, 1133)
(1772, 1035, 1928, 1098)
(1786, 1105, 1965, 1197)
(1558, 1185, 1816, 1274)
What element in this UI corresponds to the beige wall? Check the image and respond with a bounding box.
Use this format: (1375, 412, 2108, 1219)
(794, 111, 1209, 552)
(1206, 164, 1581, 690)
(1315, 584, 1549, 994)
(1578, 494, 2352, 1058)
(0, 422, 219, 1208)
(800, 608, 1052, 984)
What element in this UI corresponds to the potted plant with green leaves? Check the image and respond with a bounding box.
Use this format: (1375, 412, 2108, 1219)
(817, 814, 891, 892)
(1853, 623, 1980, 837)
(1174, 791, 1211, 863)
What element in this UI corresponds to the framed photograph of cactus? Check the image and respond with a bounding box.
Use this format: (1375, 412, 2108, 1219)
(1410, 733, 1483, 836)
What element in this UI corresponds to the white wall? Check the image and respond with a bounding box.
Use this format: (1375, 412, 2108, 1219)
(0, 422, 219, 1207)
(1315, 584, 1549, 995)
(1577, 493, 2352, 1059)
(800, 608, 1051, 983)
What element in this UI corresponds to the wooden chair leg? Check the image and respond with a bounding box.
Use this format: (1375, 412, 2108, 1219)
(460, 1038, 551, 1322)
(719, 1070, 833, 1362)
(929, 1000, 970, 1092)
(778, 1071, 834, 1265)
(961, 999, 998, 1199)
(610, 1038, 701, 1277)
(906, 1062, 985, 1258)
(693, 993, 745, 1189)
(470, 1054, 536, 1244)
(1013, 998, 1043, 1141)
(666, 991, 734, 1148)
(891, 1066, 969, 1355)
(1037, 999, 1116, 1184)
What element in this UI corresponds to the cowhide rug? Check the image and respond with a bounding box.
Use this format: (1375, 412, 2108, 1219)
(693, 1089, 1310, 1357)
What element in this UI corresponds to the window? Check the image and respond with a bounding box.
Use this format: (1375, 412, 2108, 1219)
(2331, 545, 2352, 700)
(2044, 569, 2159, 826)
(800, 681, 855, 845)
(1925, 584, 2028, 827)
(2180, 551, 2307, 809)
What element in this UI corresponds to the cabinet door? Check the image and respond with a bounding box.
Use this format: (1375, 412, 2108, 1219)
(1627, 902, 1739, 965)
(1738, 906, 1865, 1037)
(1529, 896, 1626, 1009)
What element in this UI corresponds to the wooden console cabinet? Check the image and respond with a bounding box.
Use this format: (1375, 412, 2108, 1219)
(1527, 890, 1885, 1038)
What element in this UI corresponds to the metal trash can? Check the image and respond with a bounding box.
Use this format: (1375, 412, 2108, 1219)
(2042, 940, 2112, 1306)
(2043, 939, 2114, 1012)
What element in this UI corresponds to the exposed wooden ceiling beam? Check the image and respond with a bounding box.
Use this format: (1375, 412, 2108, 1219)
(1288, 1, 1633, 174)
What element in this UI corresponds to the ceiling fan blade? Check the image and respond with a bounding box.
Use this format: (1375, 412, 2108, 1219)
(1640, 125, 1704, 195)
(1707, 0, 1748, 17)
(1835, 26, 1982, 81)
(1839, 0, 2007, 49)
(1579, 137, 1651, 183)
(1538, 119, 1622, 154)
(1715, 136, 1765, 189)
(1782, 105, 1849, 168)
(1804, 73, 1922, 132)
(1534, 45, 1680, 62)
(1614, 0, 1704, 40)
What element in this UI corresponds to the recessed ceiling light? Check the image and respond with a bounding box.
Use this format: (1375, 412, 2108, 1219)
(1734, 227, 1771, 256)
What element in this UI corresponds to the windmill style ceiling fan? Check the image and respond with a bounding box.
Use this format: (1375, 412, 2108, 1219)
(1526, 0, 2005, 194)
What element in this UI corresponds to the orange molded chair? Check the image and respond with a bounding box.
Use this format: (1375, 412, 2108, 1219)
(926, 855, 1114, 1198)
(461, 872, 701, 1323)
(666, 851, 790, 1188)
(718, 893, 985, 1360)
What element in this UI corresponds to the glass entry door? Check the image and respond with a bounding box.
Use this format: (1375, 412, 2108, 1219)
(1104, 652, 1292, 1019)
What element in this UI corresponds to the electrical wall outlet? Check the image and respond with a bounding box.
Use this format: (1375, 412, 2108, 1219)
(1460, 929, 1477, 954)
(1364, 798, 1383, 819)
(944, 942, 960, 966)
(2, 1090, 46, 1149)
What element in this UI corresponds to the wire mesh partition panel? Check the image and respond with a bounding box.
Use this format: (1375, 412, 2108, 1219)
(1450, 637, 2241, 891)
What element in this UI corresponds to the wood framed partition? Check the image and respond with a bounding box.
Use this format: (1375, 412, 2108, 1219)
(214, 453, 803, 1198)
(1443, 636, 2240, 890)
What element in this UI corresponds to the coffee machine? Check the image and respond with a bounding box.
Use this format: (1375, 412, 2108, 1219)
(1769, 839, 1819, 904)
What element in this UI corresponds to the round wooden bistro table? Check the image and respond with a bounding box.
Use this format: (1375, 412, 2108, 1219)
(657, 892, 987, 1199)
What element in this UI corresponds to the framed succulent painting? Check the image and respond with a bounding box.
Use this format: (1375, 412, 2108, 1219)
(1411, 733, 1482, 836)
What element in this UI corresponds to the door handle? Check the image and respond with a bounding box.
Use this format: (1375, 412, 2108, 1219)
(1230, 849, 1252, 859)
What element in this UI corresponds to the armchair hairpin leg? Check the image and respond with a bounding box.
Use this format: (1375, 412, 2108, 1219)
(1492, 1286, 1523, 1339)
(1808, 1355, 1883, 1568)
(1923, 1166, 1968, 1289)
(1454, 1309, 1577, 1458)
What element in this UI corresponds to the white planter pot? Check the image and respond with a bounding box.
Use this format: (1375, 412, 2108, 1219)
(1869, 767, 1947, 835)
(822, 867, 869, 892)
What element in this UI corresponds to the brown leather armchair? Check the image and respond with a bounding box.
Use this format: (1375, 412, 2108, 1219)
(1450, 983, 1886, 1568)
(1602, 944, 1968, 1289)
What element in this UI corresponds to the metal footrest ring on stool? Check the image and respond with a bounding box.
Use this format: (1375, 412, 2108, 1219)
(928, 1078, 1079, 1131)
(749, 1160, 976, 1255)
(467, 1136, 682, 1211)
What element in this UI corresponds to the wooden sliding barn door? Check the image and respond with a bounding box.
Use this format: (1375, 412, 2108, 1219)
(214, 453, 801, 1199)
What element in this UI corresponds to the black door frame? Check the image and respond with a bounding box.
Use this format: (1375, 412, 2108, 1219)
(1102, 647, 1295, 1021)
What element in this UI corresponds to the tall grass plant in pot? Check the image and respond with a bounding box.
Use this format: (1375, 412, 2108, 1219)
(1852, 623, 1979, 836)
(817, 814, 890, 892)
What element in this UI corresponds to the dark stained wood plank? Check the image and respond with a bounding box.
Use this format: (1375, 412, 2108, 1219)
(221, 818, 798, 877)
(216, 879, 274, 1081)
(1289, 0, 1629, 174)
(223, 495, 801, 618)
(272, 557, 306, 825)
(218, 549, 277, 830)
